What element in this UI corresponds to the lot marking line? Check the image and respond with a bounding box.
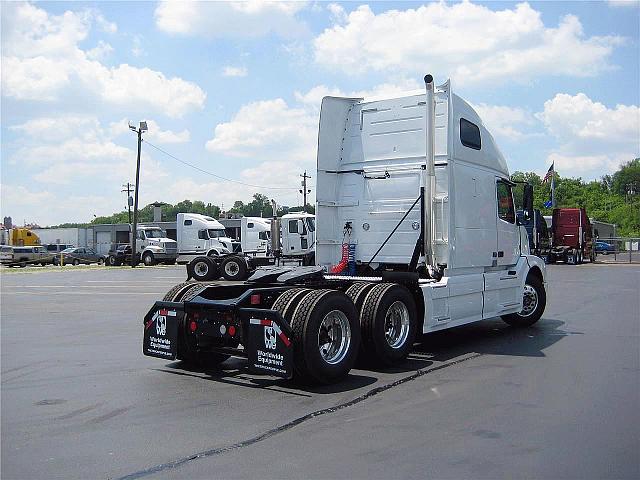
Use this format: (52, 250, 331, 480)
(116, 352, 481, 480)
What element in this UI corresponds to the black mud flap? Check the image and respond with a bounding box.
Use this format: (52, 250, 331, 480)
(241, 308, 293, 379)
(143, 302, 183, 360)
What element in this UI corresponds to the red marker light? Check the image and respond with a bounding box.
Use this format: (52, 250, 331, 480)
(189, 321, 198, 332)
(228, 325, 236, 337)
(250, 294, 261, 305)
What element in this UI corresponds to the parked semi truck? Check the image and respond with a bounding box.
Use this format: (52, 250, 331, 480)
(106, 226, 177, 266)
(517, 209, 550, 261)
(142, 75, 547, 384)
(182, 212, 315, 282)
(548, 207, 594, 264)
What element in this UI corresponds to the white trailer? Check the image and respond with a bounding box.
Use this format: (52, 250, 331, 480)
(143, 75, 546, 385)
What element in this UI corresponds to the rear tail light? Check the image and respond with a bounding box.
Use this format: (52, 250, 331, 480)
(189, 321, 198, 332)
(250, 294, 261, 305)
(228, 325, 236, 337)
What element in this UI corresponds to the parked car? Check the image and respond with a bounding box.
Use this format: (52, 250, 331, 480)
(595, 241, 616, 255)
(46, 243, 74, 254)
(106, 244, 135, 266)
(1, 245, 53, 267)
(54, 247, 103, 265)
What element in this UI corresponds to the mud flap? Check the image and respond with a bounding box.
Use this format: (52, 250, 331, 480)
(241, 308, 293, 379)
(143, 302, 183, 360)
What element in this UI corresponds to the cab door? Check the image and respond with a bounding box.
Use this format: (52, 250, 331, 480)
(483, 179, 522, 319)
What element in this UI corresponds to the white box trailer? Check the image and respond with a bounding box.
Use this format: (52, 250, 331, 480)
(142, 75, 546, 385)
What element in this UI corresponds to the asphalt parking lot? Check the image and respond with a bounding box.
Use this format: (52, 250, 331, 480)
(1, 263, 639, 479)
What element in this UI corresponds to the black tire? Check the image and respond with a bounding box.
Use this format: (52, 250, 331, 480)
(72, 259, 80, 266)
(187, 256, 218, 281)
(272, 288, 311, 321)
(53, 257, 59, 266)
(142, 251, 156, 266)
(501, 273, 546, 327)
(220, 256, 248, 281)
(107, 255, 117, 266)
(345, 282, 376, 311)
(287, 289, 360, 384)
(570, 251, 577, 265)
(162, 281, 197, 301)
(359, 283, 418, 366)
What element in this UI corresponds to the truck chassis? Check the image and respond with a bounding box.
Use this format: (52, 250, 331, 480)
(144, 265, 545, 384)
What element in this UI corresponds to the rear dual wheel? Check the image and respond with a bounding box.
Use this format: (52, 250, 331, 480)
(358, 283, 418, 366)
(273, 289, 360, 384)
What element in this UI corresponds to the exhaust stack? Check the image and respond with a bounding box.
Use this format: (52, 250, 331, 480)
(423, 74, 436, 268)
(270, 199, 280, 255)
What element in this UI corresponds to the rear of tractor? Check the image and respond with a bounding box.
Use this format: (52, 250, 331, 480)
(143, 268, 420, 384)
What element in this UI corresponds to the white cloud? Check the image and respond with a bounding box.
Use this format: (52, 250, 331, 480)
(537, 93, 639, 177)
(222, 66, 248, 77)
(471, 103, 538, 141)
(607, 0, 639, 7)
(144, 120, 190, 144)
(313, 2, 624, 84)
(155, 1, 307, 38)
(131, 35, 144, 57)
(205, 98, 317, 161)
(86, 40, 114, 60)
(1, 2, 206, 117)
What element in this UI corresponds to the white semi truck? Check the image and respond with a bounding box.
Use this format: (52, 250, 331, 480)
(143, 75, 546, 385)
(181, 212, 316, 281)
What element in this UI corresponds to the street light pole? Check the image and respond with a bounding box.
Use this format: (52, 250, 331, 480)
(129, 121, 147, 267)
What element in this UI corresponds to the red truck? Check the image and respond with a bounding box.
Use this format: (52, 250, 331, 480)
(548, 208, 595, 264)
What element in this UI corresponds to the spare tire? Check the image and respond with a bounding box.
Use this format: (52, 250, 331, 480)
(187, 256, 219, 281)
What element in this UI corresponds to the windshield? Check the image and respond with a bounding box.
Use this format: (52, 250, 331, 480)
(62, 248, 75, 253)
(207, 229, 226, 239)
(306, 218, 315, 232)
(144, 229, 165, 238)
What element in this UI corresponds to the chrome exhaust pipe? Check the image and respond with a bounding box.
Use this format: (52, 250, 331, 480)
(423, 74, 436, 268)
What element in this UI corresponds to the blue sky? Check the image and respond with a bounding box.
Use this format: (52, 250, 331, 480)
(1, 0, 639, 226)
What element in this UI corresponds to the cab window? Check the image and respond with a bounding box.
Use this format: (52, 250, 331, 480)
(288, 220, 298, 234)
(497, 180, 515, 224)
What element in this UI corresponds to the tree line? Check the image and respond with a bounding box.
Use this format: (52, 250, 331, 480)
(511, 158, 639, 236)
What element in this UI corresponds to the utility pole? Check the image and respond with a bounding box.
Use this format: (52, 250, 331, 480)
(129, 121, 148, 267)
(121, 182, 135, 224)
(299, 171, 312, 213)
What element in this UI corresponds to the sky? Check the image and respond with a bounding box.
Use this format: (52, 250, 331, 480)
(1, 0, 639, 227)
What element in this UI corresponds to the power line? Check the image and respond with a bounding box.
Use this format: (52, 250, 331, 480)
(142, 139, 299, 191)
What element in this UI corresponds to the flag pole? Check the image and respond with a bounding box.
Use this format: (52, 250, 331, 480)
(551, 170, 555, 208)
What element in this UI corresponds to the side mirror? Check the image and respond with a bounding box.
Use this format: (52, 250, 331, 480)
(523, 184, 534, 221)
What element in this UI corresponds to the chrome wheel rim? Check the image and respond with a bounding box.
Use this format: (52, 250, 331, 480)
(385, 301, 410, 348)
(144, 255, 152, 265)
(194, 261, 209, 277)
(224, 261, 239, 277)
(519, 284, 538, 317)
(318, 309, 351, 365)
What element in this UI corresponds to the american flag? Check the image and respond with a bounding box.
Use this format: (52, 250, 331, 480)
(543, 163, 554, 183)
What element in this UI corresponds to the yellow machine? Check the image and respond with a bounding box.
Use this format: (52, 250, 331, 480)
(10, 228, 40, 246)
